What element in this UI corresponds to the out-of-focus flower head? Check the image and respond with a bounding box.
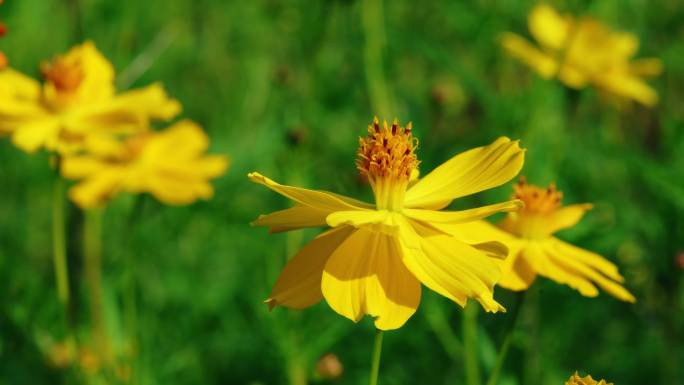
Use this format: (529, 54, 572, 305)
(0, 41, 181, 154)
(0, 0, 7, 69)
(250, 117, 526, 330)
(451, 178, 636, 302)
(501, 4, 662, 107)
(316, 353, 343, 380)
(565, 371, 613, 385)
(61, 120, 228, 208)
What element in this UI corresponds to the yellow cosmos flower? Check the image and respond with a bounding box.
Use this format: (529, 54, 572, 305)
(60, 120, 228, 208)
(501, 4, 662, 106)
(249, 118, 526, 330)
(451, 178, 635, 302)
(0, 41, 181, 153)
(565, 371, 613, 385)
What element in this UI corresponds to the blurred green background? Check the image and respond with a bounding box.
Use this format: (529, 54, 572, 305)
(1, 0, 683, 384)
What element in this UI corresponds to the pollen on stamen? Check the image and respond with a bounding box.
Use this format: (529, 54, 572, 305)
(513, 177, 563, 214)
(41, 57, 84, 93)
(356, 117, 419, 182)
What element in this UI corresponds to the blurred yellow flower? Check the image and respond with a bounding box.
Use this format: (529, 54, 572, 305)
(566, 371, 613, 385)
(501, 4, 662, 106)
(61, 120, 228, 208)
(0, 41, 181, 153)
(450, 178, 635, 302)
(250, 117, 525, 330)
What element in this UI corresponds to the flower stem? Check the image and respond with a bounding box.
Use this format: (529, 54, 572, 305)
(361, 0, 393, 117)
(463, 303, 481, 385)
(485, 292, 526, 385)
(369, 329, 384, 385)
(52, 176, 70, 312)
(84, 207, 112, 365)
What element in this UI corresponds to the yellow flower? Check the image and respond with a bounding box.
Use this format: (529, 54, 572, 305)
(450, 178, 635, 302)
(565, 371, 613, 385)
(249, 117, 525, 330)
(60, 120, 228, 208)
(0, 41, 181, 153)
(501, 4, 662, 106)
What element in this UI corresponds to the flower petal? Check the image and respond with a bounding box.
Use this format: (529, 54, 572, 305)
(402, 199, 523, 224)
(546, 239, 635, 302)
(596, 73, 659, 107)
(397, 219, 504, 313)
(11, 119, 61, 153)
(500, 32, 559, 79)
(521, 242, 599, 297)
(404, 137, 524, 210)
(248, 172, 373, 212)
(68, 168, 126, 209)
(254, 205, 331, 233)
(267, 226, 355, 310)
(321, 228, 421, 330)
(326, 210, 389, 228)
(528, 4, 571, 50)
(547, 203, 593, 234)
(498, 246, 537, 291)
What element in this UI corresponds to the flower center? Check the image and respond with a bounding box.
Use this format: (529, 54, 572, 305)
(513, 177, 562, 214)
(41, 57, 84, 93)
(503, 178, 563, 239)
(356, 117, 419, 210)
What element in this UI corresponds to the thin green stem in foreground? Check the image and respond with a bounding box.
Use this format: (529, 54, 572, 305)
(369, 329, 384, 385)
(84, 207, 112, 365)
(52, 176, 70, 310)
(485, 292, 526, 385)
(361, 0, 393, 117)
(463, 303, 481, 385)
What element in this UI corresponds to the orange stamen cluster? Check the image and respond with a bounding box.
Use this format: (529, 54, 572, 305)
(41, 56, 84, 93)
(0, 0, 7, 69)
(356, 117, 419, 181)
(513, 177, 563, 214)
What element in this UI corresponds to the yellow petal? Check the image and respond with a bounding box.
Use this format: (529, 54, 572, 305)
(547, 203, 593, 234)
(528, 4, 571, 50)
(397, 219, 505, 313)
(108, 83, 182, 121)
(596, 73, 659, 107)
(546, 239, 635, 303)
(0, 68, 42, 101)
(521, 242, 599, 297)
(471, 241, 509, 260)
(498, 246, 537, 291)
(326, 210, 389, 228)
(69, 168, 125, 209)
(500, 32, 559, 79)
(321, 228, 422, 330)
(61, 156, 108, 179)
(254, 205, 331, 233)
(146, 176, 215, 205)
(248, 172, 373, 212)
(402, 199, 523, 224)
(404, 137, 524, 210)
(11, 119, 61, 153)
(267, 226, 355, 310)
(439, 219, 520, 246)
(549, 238, 624, 282)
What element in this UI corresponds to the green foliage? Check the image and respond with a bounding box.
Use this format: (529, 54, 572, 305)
(1, 0, 683, 384)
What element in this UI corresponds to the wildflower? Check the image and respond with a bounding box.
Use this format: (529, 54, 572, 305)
(250, 117, 525, 330)
(316, 353, 343, 380)
(565, 371, 613, 385)
(450, 178, 635, 302)
(0, 41, 181, 153)
(61, 120, 228, 208)
(501, 4, 662, 106)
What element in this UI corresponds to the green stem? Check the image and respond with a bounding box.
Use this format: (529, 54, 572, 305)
(361, 0, 392, 117)
(463, 304, 481, 385)
(52, 177, 71, 312)
(485, 292, 526, 385)
(84, 208, 112, 365)
(369, 329, 384, 385)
